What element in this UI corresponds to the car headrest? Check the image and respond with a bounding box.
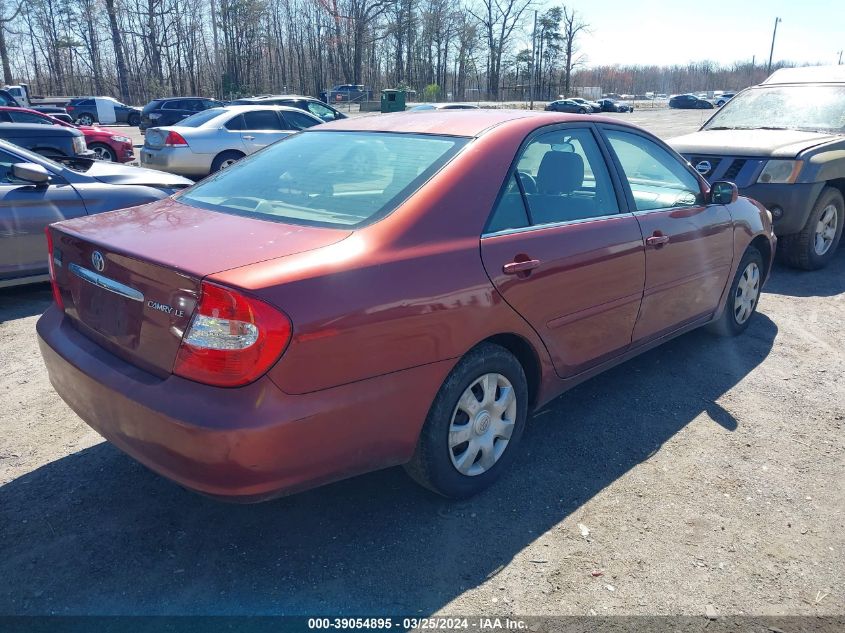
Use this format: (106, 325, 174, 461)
(536, 151, 585, 195)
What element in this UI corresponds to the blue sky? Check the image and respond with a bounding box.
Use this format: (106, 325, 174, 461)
(550, 0, 844, 67)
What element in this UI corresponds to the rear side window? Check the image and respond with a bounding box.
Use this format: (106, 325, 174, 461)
(76, 99, 94, 107)
(603, 129, 701, 211)
(486, 174, 530, 233)
(224, 114, 245, 130)
(242, 110, 284, 130)
(179, 131, 467, 228)
(9, 111, 51, 125)
(163, 100, 186, 110)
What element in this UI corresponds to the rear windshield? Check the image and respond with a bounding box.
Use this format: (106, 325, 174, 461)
(703, 85, 845, 133)
(178, 131, 468, 228)
(176, 108, 227, 127)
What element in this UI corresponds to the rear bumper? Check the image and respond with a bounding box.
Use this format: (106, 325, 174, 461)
(139, 146, 212, 177)
(738, 182, 825, 235)
(37, 306, 450, 501)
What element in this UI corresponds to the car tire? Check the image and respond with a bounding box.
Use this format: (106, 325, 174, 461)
(404, 342, 529, 498)
(76, 113, 95, 126)
(128, 113, 141, 127)
(706, 246, 764, 337)
(210, 150, 245, 173)
(88, 143, 117, 162)
(780, 187, 844, 270)
(578, 107, 588, 114)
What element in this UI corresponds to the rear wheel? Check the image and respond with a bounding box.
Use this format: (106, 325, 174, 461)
(404, 343, 528, 498)
(707, 246, 763, 336)
(211, 150, 245, 173)
(780, 187, 844, 270)
(76, 113, 95, 126)
(89, 143, 117, 162)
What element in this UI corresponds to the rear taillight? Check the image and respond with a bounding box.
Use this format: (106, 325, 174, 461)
(173, 281, 291, 387)
(164, 131, 188, 147)
(66, 105, 75, 112)
(44, 227, 64, 310)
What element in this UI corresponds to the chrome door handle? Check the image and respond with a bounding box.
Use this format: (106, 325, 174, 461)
(503, 259, 541, 275)
(242, 135, 255, 140)
(646, 234, 670, 247)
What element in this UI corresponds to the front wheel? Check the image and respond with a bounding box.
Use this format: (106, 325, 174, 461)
(89, 143, 117, 162)
(404, 343, 528, 498)
(780, 187, 844, 270)
(707, 246, 763, 336)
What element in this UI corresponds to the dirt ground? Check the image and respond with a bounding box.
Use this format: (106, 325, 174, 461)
(0, 109, 843, 617)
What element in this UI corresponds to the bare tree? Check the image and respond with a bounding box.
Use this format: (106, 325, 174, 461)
(560, 6, 587, 96)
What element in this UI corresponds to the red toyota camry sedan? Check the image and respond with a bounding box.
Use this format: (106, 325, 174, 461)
(37, 110, 776, 500)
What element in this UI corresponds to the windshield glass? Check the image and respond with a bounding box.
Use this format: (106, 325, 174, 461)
(178, 131, 468, 228)
(176, 108, 227, 127)
(703, 85, 845, 133)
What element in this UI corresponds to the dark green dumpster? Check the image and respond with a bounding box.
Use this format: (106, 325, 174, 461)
(380, 89, 406, 113)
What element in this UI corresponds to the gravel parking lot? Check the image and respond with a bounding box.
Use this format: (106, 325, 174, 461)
(1, 109, 842, 617)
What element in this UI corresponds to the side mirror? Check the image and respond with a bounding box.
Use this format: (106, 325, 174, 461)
(12, 162, 51, 186)
(710, 180, 738, 205)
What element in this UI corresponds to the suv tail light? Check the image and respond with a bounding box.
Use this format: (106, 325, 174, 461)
(45, 227, 64, 310)
(66, 105, 75, 112)
(173, 281, 291, 387)
(164, 131, 188, 147)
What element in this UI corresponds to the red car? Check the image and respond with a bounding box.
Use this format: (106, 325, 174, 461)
(37, 111, 776, 500)
(0, 106, 134, 162)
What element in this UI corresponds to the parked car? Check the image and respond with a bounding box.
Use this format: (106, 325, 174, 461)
(669, 94, 714, 109)
(0, 139, 190, 288)
(545, 99, 591, 113)
(66, 97, 142, 126)
(230, 95, 347, 122)
(409, 103, 480, 111)
(670, 65, 845, 270)
(0, 106, 134, 162)
(139, 97, 225, 133)
(596, 98, 634, 113)
(141, 105, 323, 177)
(715, 92, 736, 107)
(0, 123, 93, 160)
(319, 84, 372, 103)
(38, 110, 775, 501)
(568, 97, 601, 112)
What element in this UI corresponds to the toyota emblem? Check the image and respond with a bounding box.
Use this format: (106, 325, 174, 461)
(695, 160, 712, 175)
(91, 251, 105, 272)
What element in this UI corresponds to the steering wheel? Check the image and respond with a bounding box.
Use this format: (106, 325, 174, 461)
(517, 171, 537, 194)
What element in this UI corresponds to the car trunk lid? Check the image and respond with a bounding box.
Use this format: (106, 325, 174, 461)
(49, 198, 352, 377)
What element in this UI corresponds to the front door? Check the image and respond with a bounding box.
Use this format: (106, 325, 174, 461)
(480, 125, 646, 378)
(599, 126, 735, 343)
(0, 150, 86, 281)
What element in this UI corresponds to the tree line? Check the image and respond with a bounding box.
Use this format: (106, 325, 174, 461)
(0, 0, 797, 105)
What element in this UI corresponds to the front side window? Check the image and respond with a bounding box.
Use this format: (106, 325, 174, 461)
(179, 131, 467, 228)
(512, 127, 619, 225)
(604, 129, 701, 211)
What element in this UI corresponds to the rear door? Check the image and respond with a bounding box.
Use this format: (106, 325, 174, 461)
(240, 110, 290, 153)
(480, 124, 646, 378)
(0, 149, 86, 281)
(599, 125, 734, 344)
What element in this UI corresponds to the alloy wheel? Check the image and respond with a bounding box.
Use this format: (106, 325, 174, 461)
(448, 373, 517, 477)
(91, 145, 115, 161)
(220, 159, 238, 169)
(813, 204, 838, 256)
(734, 262, 760, 325)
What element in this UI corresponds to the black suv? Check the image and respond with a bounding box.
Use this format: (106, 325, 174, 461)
(230, 95, 346, 122)
(140, 97, 224, 132)
(0, 123, 93, 159)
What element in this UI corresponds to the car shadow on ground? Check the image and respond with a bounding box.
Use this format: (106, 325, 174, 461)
(0, 283, 52, 321)
(765, 247, 845, 298)
(0, 315, 777, 615)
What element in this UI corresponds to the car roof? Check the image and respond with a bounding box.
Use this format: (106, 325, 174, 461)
(317, 109, 593, 137)
(762, 65, 845, 85)
(0, 122, 76, 135)
(221, 104, 314, 113)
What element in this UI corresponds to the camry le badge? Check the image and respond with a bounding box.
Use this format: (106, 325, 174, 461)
(91, 251, 105, 272)
(695, 160, 712, 175)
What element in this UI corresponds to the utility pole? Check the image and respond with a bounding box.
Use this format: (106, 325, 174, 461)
(529, 10, 537, 110)
(766, 17, 781, 75)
